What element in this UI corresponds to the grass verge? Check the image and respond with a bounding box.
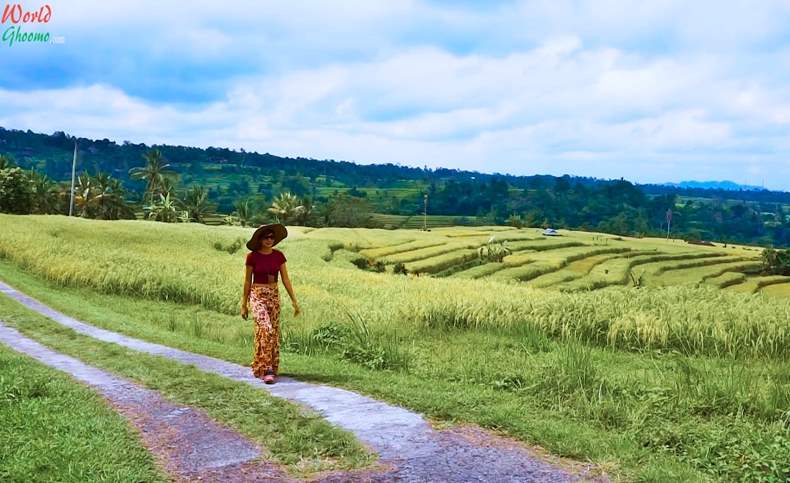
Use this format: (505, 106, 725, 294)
(0, 292, 373, 477)
(0, 344, 166, 482)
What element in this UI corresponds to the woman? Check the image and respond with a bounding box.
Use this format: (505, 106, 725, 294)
(241, 223, 301, 384)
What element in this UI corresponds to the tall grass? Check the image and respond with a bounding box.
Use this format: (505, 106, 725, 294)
(1, 215, 787, 359)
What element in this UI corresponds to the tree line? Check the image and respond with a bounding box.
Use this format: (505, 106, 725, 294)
(0, 151, 376, 228)
(2, 127, 790, 247)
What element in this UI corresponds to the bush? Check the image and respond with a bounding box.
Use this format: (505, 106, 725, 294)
(212, 237, 246, 254)
(351, 257, 385, 273)
(393, 262, 408, 275)
(761, 248, 790, 275)
(0, 167, 33, 214)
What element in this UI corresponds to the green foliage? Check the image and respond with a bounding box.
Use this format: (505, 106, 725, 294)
(0, 153, 15, 169)
(351, 257, 385, 272)
(145, 193, 184, 223)
(0, 167, 32, 214)
(478, 237, 512, 262)
(182, 186, 215, 223)
(393, 262, 408, 275)
(267, 192, 304, 224)
(762, 248, 790, 275)
(324, 193, 373, 227)
(212, 237, 246, 255)
(128, 149, 176, 202)
(286, 316, 410, 371)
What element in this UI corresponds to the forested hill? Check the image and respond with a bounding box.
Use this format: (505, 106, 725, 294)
(2, 126, 790, 247)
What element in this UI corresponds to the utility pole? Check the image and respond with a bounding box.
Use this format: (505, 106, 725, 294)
(68, 140, 77, 216)
(666, 208, 672, 240)
(423, 193, 428, 231)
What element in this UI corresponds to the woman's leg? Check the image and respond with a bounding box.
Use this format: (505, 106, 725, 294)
(250, 287, 274, 378)
(267, 291, 281, 374)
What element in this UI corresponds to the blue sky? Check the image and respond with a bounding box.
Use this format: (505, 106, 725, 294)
(2, 0, 790, 189)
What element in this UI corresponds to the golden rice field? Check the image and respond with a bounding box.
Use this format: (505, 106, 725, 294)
(1, 214, 788, 360)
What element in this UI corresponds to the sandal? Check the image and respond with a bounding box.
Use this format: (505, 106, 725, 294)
(263, 369, 275, 384)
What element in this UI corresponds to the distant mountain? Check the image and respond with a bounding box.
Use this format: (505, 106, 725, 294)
(663, 180, 766, 191)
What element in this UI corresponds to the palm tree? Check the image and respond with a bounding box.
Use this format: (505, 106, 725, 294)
(234, 199, 254, 227)
(73, 174, 103, 218)
(159, 176, 176, 197)
(128, 149, 175, 202)
(92, 172, 113, 218)
(181, 186, 215, 223)
(267, 192, 304, 224)
(294, 196, 313, 225)
(102, 176, 135, 220)
(29, 171, 59, 214)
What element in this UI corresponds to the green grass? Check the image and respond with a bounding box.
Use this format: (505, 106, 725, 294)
(0, 292, 373, 477)
(526, 251, 648, 289)
(0, 344, 166, 483)
(0, 254, 788, 481)
(488, 246, 632, 283)
(762, 282, 790, 298)
(725, 275, 790, 295)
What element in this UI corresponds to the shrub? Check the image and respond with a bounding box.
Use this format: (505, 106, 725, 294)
(761, 248, 790, 275)
(212, 237, 246, 254)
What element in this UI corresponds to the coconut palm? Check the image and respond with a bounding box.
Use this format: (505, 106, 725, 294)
(29, 171, 59, 214)
(159, 176, 176, 197)
(181, 186, 215, 223)
(92, 172, 113, 218)
(294, 196, 313, 225)
(267, 192, 304, 224)
(73, 174, 103, 218)
(128, 149, 175, 202)
(101, 176, 135, 220)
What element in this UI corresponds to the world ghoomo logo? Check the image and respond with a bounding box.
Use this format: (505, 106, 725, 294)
(2, 3, 57, 47)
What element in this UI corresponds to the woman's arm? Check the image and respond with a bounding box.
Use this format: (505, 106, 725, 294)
(279, 263, 301, 316)
(241, 265, 253, 319)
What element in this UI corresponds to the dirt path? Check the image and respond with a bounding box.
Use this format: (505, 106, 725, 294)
(0, 322, 291, 482)
(0, 280, 604, 482)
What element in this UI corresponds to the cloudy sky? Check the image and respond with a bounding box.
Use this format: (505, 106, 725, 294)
(2, 1, 790, 189)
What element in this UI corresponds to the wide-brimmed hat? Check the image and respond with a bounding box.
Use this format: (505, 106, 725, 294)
(246, 223, 288, 250)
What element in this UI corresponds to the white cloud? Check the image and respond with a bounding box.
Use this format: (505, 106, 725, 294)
(3, 1, 790, 189)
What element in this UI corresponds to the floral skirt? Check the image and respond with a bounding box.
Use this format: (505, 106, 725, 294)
(249, 284, 281, 378)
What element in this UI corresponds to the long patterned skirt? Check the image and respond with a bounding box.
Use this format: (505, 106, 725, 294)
(249, 284, 281, 378)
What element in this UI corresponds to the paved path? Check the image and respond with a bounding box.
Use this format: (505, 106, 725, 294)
(0, 322, 290, 482)
(0, 280, 600, 482)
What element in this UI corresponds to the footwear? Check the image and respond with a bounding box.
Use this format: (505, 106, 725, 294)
(263, 370, 275, 384)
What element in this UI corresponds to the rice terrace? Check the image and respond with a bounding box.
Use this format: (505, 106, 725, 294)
(1, 214, 788, 481)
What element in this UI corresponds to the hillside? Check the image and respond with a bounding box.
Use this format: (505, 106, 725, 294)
(2, 126, 790, 247)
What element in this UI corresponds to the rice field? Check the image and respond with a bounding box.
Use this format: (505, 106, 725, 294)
(0, 215, 785, 360)
(1, 214, 788, 481)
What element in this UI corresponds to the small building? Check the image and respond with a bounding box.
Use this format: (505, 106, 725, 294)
(542, 228, 559, 236)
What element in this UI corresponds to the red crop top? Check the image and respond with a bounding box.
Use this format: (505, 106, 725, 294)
(245, 249, 287, 284)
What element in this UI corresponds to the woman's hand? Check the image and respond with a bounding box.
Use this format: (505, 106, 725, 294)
(241, 304, 249, 320)
(293, 302, 301, 317)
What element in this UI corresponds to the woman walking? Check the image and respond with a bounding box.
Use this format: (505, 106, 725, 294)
(241, 223, 301, 384)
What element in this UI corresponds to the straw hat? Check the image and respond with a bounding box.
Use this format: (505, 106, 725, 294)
(246, 223, 288, 250)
